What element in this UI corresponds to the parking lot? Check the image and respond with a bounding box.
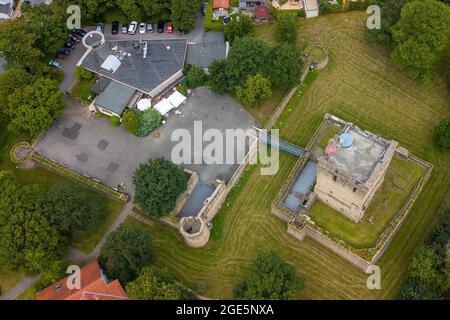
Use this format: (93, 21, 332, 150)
(58, 13, 206, 93)
(34, 88, 257, 195)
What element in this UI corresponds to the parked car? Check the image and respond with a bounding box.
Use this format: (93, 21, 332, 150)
(65, 41, 76, 49)
(139, 23, 146, 34)
(202, 2, 208, 16)
(57, 47, 70, 56)
(70, 34, 81, 43)
(146, 22, 153, 33)
(96, 23, 104, 33)
(72, 28, 87, 37)
(167, 22, 173, 33)
(49, 60, 62, 69)
(128, 21, 138, 35)
(121, 23, 128, 34)
(111, 21, 119, 35)
(157, 20, 165, 33)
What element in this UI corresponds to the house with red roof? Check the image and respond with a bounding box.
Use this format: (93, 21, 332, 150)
(36, 260, 128, 300)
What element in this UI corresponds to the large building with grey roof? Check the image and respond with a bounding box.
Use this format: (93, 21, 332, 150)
(315, 116, 398, 222)
(0, 0, 12, 20)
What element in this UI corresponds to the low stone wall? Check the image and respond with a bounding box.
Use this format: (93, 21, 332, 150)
(200, 180, 227, 222)
(171, 169, 199, 217)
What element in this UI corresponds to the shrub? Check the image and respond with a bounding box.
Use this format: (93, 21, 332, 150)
(186, 64, 206, 88)
(224, 14, 254, 44)
(122, 109, 142, 135)
(433, 117, 450, 150)
(236, 73, 272, 107)
(136, 108, 163, 137)
(234, 251, 304, 299)
(133, 158, 187, 218)
(73, 66, 94, 80)
(110, 116, 121, 127)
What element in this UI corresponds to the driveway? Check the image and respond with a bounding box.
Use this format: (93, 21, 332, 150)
(34, 87, 257, 195)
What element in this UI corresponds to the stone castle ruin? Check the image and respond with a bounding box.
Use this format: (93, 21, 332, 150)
(315, 124, 398, 222)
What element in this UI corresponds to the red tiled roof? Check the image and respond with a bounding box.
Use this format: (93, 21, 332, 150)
(255, 5, 270, 20)
(36, 260, 128, 300)
(213, 0, 230, 9)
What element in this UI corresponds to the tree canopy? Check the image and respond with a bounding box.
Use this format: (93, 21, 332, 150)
(207, 59, 228, 94)
(234, 251, 304, 300)
(99, 224, 153, 283)
(236, 73, 272, 107)
(225, 36, 272, 90)
(275, 13, 299, 44)
(126, 266, 194, 300)
(171, 0, 201, 32)
(269, 43, 303, 89)
(224, 14, 254, 44)
(0, 172, 66, 275)
(133, 158, 187, 217)
(43, 184, 105, 238)
(6, 78, 64, 137)
(391, 0, 450, 83)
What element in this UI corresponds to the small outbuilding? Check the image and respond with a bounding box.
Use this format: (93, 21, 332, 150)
(254, 5, 271, 22)
(94, 81, 136, 118)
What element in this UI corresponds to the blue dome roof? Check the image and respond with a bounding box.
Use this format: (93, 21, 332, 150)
(339, 133, 353, 149)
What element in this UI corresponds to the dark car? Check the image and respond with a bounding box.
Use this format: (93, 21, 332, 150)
(121, 23, 128, 34)
(202, 2, 208, 16)
(157, 20, 165, 33)
(72, 28, 87, 37)
(65, 41, 76, 49)
(70, 34, 81, 43)
(57, 47, 70, 56)
(111, 21, 119, 35)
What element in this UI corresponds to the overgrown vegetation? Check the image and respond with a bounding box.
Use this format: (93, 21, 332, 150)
(433, 117, 450, 150)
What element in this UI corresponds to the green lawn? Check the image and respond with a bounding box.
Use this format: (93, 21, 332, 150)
(0, 268, 25, 295)
(309, 157, 425, 248)
(238, 86, 288, 126)
(125, 11, 450, 300)
(317, 123, 342, 149)
(70, 77, 96, 105)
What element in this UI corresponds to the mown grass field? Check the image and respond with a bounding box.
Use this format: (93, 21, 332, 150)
(127, 11, 449, 300)
(309, 157, 425, 248)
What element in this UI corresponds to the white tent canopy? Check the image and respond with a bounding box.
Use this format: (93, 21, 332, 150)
(167, 91, 187, 109)
(153, 98, 175, 116)
(136, 98, 151, 112)
(153, 91, 187, 116)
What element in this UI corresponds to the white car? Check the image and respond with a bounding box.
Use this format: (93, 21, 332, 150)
(128, 21, 138, 35)
(139, 23, 146, 34)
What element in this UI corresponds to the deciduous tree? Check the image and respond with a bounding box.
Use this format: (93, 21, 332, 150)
(133, 158, 187, 217)
(99, 224, 153, 283)
(236, 74, 272, 107)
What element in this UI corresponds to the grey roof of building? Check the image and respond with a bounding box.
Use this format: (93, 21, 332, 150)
(95, 81, 135, 115)
(203, 31, 225, 44)
(186, 43, 227, 69)
(91, 77, 112, 95)
(82, 39, 187, 94)
(0, 58, 4, 73)
(0, 2, 12, 17)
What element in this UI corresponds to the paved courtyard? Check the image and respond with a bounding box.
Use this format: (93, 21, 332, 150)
(34, 87, 257, 195)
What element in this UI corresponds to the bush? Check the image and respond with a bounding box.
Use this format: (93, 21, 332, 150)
(207, 59, 228, 94)
(236, 74, 272, 107)
(136, 108, 163, 137)
(224, 14, 254, 44)
(133, 158, 187, 218)
(234, 251, 304, 299)
(122, 109, 141, 135)
(99, 224, 153, 283)
(110, 116, 121, 127)
(186, 64, 206, 88)
(177, 83, 189, 96)
(433, 117, 450, 150)
(73, 66, 94, 80)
